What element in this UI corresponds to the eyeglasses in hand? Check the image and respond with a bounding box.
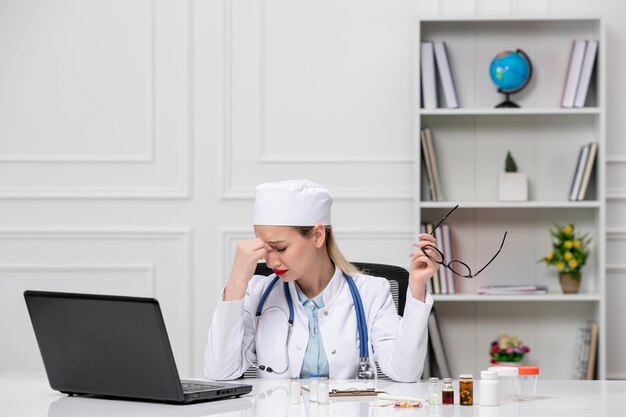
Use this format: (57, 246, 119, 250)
(422, 205, 508, 279)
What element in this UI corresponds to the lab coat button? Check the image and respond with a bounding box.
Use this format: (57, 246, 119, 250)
(331, 349, 336, 354)
(296, 346, 302, 351)
(323, 310, 329, 316)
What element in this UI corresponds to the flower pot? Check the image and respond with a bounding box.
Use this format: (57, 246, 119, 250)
(559, 272, 581, 294)
(495, 361, 522, 367)
(498, 172, 528, 201)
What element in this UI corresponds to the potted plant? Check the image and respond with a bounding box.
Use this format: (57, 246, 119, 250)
(498, 151, 528, 201)
(489, 334, 530, 365)
(539, 223, 591, 293)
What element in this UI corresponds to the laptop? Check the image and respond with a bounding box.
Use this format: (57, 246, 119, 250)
(24, 290, 252, 404)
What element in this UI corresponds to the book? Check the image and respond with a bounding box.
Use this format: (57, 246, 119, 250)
(574, 40, 598, 107)
(425, 223, 441, 295)
(421, 224, 434, 295)
(427, 308, 451, 379)
(577, 142, 598, 200)
(420, 129, 437, 201)
(442, 224, 455, 294)
(421, 42, 438, 109)
(569, 144, 590, 201)
(433, 41, 459, 108)
(434, 226, 447, 294)
(573, 324, 590, 379)
(561, 40, 587, 108)
(477, 285, 548, 295)
(585, 320, 599, 380)
(422, 128, 444, 201)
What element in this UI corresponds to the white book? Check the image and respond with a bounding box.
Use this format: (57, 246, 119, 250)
(434, 227, 447, 294)
(574, 40, 599, 108)
(442, 224, 455, 294)
(428, 309, 451, 378)
(561, 40, 587, 108)
(421, 42, 438, 109)
(421, 224, 434, 295)
(569, 144, 589, 201)
(577, 142, 598, 201)
(433, 41, 459, 108)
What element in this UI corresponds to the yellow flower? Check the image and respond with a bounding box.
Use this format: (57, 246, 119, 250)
(557, 262, 565, 271)
(546, 252, 554, 260)
(573, 240, 581, 249)
(568, 259, 578, 269)
(564, 241, 573, 249)
(564, 252, 573, 261)
(563, 225, 573, 234)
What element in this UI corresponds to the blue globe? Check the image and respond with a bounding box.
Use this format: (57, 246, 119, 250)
(489, 49, 532, 107)
(489, 50, 531, 93)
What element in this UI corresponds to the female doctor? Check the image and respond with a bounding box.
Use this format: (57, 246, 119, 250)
(205, 180, 438, 382)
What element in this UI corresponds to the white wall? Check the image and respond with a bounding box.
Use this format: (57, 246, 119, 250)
(1, 0, 626, 379)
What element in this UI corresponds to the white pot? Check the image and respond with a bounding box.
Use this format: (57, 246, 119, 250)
(498, 172, 528, 201)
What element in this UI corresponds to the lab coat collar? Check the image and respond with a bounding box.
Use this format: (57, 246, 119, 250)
(321, 264, 345, 307)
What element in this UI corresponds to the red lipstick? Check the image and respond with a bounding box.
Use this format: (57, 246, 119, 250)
(273, 269, 288, 276)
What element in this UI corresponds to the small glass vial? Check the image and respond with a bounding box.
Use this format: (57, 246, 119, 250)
(479, 370, 499, 406)
(309, 374, 320, 402)
(317, 377, 329, 404)
(429, 377, 440, 405)
(441, 378, 454, 405)
(290, 377, 301, 404)
(459, 374, 473, 406)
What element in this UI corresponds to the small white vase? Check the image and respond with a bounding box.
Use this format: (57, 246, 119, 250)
(498, 172, 528, 201)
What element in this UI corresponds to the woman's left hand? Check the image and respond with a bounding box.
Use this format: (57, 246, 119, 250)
(408, 233, 439, 302)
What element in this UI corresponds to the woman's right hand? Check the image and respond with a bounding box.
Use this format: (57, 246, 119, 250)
(223, 238, 269, 301)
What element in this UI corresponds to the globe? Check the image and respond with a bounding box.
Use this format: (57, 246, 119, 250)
(489, 49, 533, 108)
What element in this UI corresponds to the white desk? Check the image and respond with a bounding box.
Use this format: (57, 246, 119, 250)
(1, 377, 625, 416)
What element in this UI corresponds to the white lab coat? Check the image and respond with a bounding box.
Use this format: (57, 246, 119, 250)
(204, 265, 433, 382)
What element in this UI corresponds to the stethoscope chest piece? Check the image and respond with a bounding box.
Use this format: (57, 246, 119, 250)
(358, 358, 376, 379)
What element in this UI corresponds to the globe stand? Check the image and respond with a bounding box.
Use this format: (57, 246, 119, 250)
(495, 91, 520, 108)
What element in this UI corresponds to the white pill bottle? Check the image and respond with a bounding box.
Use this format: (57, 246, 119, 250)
(479, 370, 500, 406)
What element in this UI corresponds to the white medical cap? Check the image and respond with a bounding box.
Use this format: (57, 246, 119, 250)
(254, 180, 333, 226)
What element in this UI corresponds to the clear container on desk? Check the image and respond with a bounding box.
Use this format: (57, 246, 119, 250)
(517, 366, 539, 401)
(488, 365, 518, 403)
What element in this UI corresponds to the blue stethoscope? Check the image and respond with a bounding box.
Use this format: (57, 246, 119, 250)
(247, 273, 376, 379)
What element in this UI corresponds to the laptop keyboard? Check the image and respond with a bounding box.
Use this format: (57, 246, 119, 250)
(181, 382, 224, 393)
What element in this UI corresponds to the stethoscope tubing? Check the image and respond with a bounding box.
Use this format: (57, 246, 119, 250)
(256, 272, 369, 360)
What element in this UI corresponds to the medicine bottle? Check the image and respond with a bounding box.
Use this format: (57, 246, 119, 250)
(290, 377, 301, 404)
(459, 374, 473, 406)
(318, 377, 329, 404)
(517, 366, 539, 401)
(488, 366, 518, 403)
(428, 377, 440, 405)
(441, 378, 454, 405)
(309, 374, 320, 402)
(479, 370, 499, 406)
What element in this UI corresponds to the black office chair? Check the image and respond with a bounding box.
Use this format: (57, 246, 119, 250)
(242, 262, 409, 379)
(252, 262, 409, 316)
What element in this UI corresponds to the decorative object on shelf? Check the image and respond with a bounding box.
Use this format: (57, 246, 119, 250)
(539, 224, 591, 294)
(489, 333, 530, 365)
(489, 49, 533, 108)
(498, 151, 528, 201)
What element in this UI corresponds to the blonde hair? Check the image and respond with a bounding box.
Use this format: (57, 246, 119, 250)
(294, 225, 360, 276)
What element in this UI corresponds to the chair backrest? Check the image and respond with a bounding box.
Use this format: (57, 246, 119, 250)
(247, 262, 409, 380)
(253, 262, 409, 316)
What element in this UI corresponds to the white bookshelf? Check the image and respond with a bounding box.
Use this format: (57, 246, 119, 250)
(416, 17, 605, 380)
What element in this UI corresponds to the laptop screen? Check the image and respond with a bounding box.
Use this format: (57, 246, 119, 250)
(24, 291, 185, 402)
